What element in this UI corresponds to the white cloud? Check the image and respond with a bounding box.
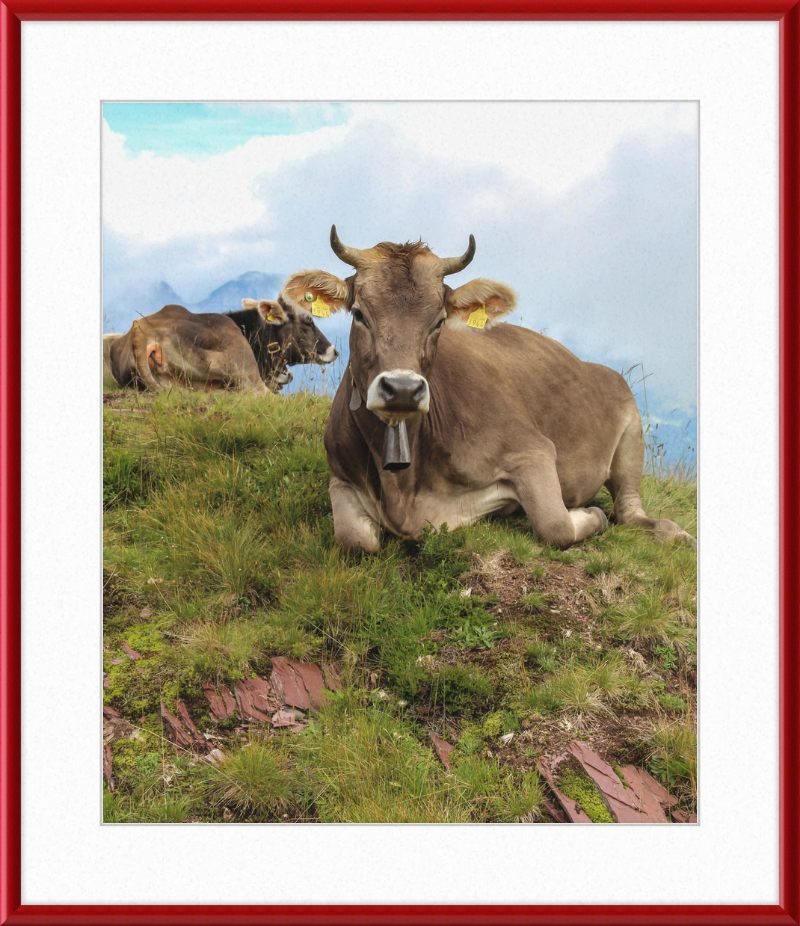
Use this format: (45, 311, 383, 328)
(345, 102, 695, 197)
(102, 118, 352, 243)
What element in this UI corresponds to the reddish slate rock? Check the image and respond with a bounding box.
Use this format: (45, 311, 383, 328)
(234, 677, 278, 723)
(536, 756, 593, 824)
(271, 709, 307, 732)
(322, 664, 342, 693)
(202, 683, 237, 722)
(103, 744, 115, 792)
(620, 765, 669, 823)
(160, 703, 194, 749)
(568, 742, 654, 824)
(139, 607, 152, 619)
(176, 701, 210, 751)
(110, 658, 123, 665)
(431, 732, 454, 771)
(622, 765, 669, 823)
(640, 768, 678, 809)
(122, 642, 141, 660)
(271, 658, 323, 710)
(670, 808, 696, 824)
(103, 675, 110, 689)
(103, 705, 138, 745)
(542, 798, 567, 823)
(177, 701, 199, 736)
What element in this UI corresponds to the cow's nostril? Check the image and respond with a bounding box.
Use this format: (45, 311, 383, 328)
(413, 381, 426, 402)
(379, 379, 396, 402)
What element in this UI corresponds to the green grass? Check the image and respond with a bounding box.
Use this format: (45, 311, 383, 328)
(103, 387, 698, 823)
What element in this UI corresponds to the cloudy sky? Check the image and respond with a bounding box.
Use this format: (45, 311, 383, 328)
(102, 101, 697, 454)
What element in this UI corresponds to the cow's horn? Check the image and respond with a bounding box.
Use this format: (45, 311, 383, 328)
(330, 225, 367, 269)
(439, 235, 476, 277)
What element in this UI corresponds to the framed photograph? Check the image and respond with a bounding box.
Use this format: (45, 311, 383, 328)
(1, 4, 798, 925)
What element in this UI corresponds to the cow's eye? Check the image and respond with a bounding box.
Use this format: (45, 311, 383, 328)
(353, 308, 368, 327)
(433, 317, 446, 331)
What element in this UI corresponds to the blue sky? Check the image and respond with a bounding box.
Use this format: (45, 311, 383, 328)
(103, 102, 350, 157)
(102, 101, 697, 460)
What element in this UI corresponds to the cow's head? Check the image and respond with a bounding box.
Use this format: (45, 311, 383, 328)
(242, 297, 338, 374)
(284, 227, 517, 424)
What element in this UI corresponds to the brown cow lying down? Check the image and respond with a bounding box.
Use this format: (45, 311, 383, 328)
(289, 226, 695, 552)
(103, 293, 336, 394)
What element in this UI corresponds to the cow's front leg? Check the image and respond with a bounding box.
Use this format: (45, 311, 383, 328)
(514, 451, 607, 550)
(329, 476, 382, 553)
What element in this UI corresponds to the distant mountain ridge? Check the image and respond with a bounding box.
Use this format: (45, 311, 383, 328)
(103, 271, 285, 333)
(191, 271, 285, 312)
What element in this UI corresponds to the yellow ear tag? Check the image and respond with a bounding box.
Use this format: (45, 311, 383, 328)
(311, 296, 330, 318)
(466, 305, 488, 329)
(266, 312, 274, 322)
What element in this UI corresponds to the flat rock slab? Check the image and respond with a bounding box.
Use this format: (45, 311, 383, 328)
(160, 702, 209, 751)
(161, 703, 194, 749)
(638, 767, 678, 809)
(102, 704, 140, 745)
(270, 657, 341, 711)
(234, 678, 279, 723)
(430, 732, 454, 771)
(542, 798, 567, 823)
(122, 642, 142, 660)
(271, 709, 307, 732)
(202, 662, 341, 727)
(538, 743, 685, 824)
(202, 683, 237, 722)
(620, 765, 669, 823)
(103, 744, 115, 792)
(670, 808, 697, 824)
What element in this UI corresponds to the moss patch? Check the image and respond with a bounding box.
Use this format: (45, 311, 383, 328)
(555, 759, 614, 823)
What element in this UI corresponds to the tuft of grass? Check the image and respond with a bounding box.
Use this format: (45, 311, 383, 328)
(294, 698, 471, 823)
(199, 742, 299, 819)
(612, 592, 681, 646)
(646, 710, 697, 809)
(522, 592, 549, 613)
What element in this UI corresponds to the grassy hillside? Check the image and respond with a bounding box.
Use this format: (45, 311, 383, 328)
(103, 387, 697, 824)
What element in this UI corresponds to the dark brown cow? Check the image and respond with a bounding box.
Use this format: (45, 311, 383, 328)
(289, 226, 695, 552)
(103, 292, 336, 394)
(227, 297, 337, 391)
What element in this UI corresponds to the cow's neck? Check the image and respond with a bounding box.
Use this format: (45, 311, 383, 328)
(258, 329, 287, 383)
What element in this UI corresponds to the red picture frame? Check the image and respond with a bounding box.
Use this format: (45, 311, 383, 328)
(1, 4, 798, 925)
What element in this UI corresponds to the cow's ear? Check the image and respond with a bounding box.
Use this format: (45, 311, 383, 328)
(281, 270, 349, 316)
(241, 298, 259, 310)
(257, 300, 286, 326)
(445, 279, 517, 330)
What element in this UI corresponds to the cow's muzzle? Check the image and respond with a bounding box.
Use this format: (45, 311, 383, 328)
(366, 370, 430, 419)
